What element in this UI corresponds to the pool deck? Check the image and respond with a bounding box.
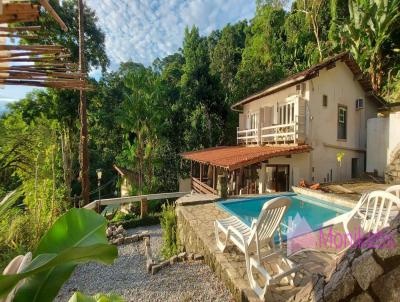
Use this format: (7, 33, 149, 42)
(176, 194, 344, 302)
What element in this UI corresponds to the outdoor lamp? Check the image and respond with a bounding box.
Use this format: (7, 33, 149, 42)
(96, 169, 103, 181)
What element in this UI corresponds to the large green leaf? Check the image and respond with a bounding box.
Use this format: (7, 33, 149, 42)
(68, 292, 126, 302)
(34, 208, 110, 256)
(0, 209, 118, 302)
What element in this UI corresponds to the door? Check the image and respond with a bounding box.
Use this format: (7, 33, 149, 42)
(352, 158, 359, 178)
(266, 165, 289, 192)
(265, 166, 277, 192)
(276, 165, 289, 192)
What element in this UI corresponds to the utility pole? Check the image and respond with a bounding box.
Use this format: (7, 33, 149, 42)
(78, 0, 90, 205)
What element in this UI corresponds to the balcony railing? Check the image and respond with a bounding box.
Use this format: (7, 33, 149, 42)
(237, 115, 305, 145)
(191, 177, 218, 195)
(261, 123, 296, 144)
(237, 128, 258, 145)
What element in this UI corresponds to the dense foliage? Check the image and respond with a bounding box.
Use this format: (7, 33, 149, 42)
(160, 203, 178, 259)
(0, 209, 117, 302)
(1, 0, 399, 269)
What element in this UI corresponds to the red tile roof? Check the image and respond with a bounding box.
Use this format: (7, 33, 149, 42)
(181, 145, 312, 171)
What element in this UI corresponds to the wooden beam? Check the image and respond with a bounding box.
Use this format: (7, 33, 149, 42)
(39, 0, 68, 32)
(0, 51, 69, 58)
(0, 26, 41, 32)
(0, 14, 40, 24)
(0, 34, 38, 39)
(5, 71, 85, 80)
(3, 68, 84, 79)
(0, 44, 65, 51)
(2, 3, 39, 14)
(0, 80, 91, 90)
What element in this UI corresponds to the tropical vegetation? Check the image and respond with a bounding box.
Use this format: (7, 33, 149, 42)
(1, 0, 399, 271)
(0, 208, 118, 302)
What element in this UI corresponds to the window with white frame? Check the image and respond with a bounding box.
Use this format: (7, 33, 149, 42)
(338, 105, 347, 139)
(278, 102, 295, 124)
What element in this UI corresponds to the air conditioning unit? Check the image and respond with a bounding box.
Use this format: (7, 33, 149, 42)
(296, 83, 306, 97)
(296, 84, 301, 95)
(356, 98, 364, 110)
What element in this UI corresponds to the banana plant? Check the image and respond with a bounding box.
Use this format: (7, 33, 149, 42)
(68, 292, 125, 302)
(0, 208, 118, 302)
(342, 0, 400, 90)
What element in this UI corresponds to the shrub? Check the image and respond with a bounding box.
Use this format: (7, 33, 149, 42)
(111, 213, 160, 229)
(160, 203, 178, 259)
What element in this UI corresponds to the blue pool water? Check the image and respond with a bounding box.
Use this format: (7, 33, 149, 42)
(218, 193, 350, 241)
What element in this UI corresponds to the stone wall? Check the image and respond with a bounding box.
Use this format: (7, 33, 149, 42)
(289, 215, 400, 302)
(386, 145, 400, 184)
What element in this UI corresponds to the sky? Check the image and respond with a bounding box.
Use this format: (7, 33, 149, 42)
(0, 0, 256, 104)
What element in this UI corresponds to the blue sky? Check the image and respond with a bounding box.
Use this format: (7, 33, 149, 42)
(0, 0, 256, 104)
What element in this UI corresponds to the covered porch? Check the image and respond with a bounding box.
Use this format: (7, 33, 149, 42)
(181, 145, 312, 196)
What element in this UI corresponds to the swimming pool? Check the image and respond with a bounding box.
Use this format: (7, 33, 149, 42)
(218, 193, 350, 241)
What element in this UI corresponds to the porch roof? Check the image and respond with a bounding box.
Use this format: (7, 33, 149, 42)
(181, 145, 312, 171)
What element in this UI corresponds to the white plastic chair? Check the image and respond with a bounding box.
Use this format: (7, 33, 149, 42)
(386, 185, 400, 199)
(215, 197, 299, 300)
(340, 191, 400, 245)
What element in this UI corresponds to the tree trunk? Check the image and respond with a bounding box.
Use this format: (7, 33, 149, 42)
(61, 128, 72, 204)
(78, 0, 90, 205)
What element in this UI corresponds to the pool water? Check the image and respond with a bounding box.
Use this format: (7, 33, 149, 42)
(218, 193, 350, 241)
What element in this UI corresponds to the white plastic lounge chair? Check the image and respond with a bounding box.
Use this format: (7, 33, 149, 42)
(215, 197, 299, 300)
(324, 191, 400, 245)
(386, 185, 400, 199)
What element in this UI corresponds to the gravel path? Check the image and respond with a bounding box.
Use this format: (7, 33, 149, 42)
(56, 225, 233, 302)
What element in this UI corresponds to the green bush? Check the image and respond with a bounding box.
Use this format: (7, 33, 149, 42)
(111, 211, 136, 223)
(112, 213, 160, 229)
(160, 203, 178, 259)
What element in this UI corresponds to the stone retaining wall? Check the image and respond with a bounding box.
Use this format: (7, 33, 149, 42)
(386, 147, 400, 184)
(289, 215, 400, 302)
(176, 203, 259, 302)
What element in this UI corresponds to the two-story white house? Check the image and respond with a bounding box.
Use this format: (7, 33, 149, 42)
(181, 52, 385, 195)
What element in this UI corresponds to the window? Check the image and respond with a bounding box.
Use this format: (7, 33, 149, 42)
(278, 102, 295, 124)
(356, 98, 364, 110)
(338, 105, 347, 139)
(291, 103, 295, 121)
(323, 95, 328, 107)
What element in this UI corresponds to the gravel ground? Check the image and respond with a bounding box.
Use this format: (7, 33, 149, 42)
(56, 225, 233, 302)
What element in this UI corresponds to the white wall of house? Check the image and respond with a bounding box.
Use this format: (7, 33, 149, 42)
(267, 153, 311, 187)
(239, 61, 379, 184)
(239, 83, 309, 131)
(307, 61, 377, 182)
(367, 112, 400, 177)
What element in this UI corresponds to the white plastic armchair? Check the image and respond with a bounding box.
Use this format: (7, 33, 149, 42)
(386, 185, 400, 199)
(215, 197, 298, 300)
(341, 191, 400, 245)
(215, 197, 291, 256)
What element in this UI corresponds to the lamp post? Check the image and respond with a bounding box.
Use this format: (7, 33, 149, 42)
(96, 169, 103, 212)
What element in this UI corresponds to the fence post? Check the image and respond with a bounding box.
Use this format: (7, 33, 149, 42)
(141, 197, 148, 218)
(96, 200, 101, 213)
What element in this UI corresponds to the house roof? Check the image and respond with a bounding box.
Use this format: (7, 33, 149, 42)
(231, 52, 386, 110)
(181, 145, 312, 171)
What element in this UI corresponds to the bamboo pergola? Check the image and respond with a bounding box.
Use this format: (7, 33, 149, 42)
(0, 0, 90, 90)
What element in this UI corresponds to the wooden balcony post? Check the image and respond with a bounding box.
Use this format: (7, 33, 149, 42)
(213, 166, 216, 189)
(199, 163, 202, 182)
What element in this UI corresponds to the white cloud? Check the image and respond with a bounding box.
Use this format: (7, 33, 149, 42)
(85, 0, 256, 68)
